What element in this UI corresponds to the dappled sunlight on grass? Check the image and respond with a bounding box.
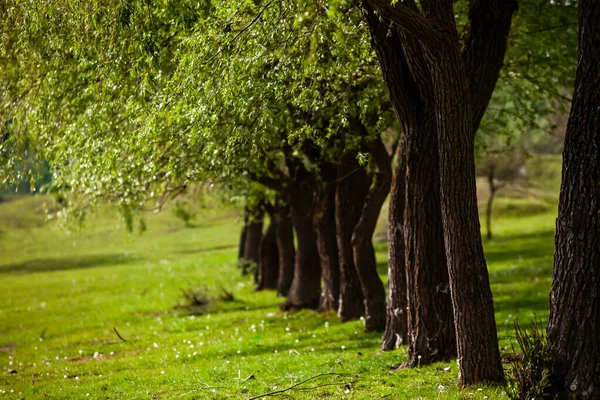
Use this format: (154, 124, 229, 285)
(0, 196, 557, 399)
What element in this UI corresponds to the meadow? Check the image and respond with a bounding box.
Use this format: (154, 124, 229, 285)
(0, 160, 559, 399)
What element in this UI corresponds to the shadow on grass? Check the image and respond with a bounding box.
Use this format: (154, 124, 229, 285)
(0, 253, 141, 275)
(175, 244, 237, 255)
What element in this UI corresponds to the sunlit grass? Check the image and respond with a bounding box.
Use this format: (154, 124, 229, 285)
(0, 194, 556, 399)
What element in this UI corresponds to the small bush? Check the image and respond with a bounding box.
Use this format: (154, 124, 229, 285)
(177, 286, 211, 315)
(172, 201, 195, 226)
(506, 317, 553, 400)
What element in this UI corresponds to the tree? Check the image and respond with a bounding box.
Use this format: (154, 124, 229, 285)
(547, 2, 600, 397)
(362, 0, 517, 385)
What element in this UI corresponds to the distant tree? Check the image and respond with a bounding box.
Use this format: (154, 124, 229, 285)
(547, 2, 600, 397)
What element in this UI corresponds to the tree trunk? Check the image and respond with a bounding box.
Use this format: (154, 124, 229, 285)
(314, 162, 340, 312)
(241, 206, 263, 279)
(256, 219, 279, 291)
(364, 0, 516, 384)
(381, 145, 408, 351)
(336, 153, 369, 322)
(275, 203, 295, 297)
(285, 166, 321, 310)
(547, 3, 600, 397)
(486, 167, 497, 241)
(351, 132, 391, 332)
(432, 38, 503, 386)
(402, 110, 456, 367)
(238, 213, 248, 261)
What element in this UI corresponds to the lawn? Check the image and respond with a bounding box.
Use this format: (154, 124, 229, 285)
(0, 190, 557, 399)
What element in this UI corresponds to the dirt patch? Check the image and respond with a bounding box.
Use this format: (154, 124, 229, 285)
(0, 343, 16, 354)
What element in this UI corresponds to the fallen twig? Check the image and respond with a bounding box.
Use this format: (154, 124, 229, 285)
(247, 372, 356, 400)
(113, 327, 127, 342)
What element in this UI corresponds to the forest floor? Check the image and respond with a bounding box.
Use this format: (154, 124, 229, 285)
(0, 156, 560, 399)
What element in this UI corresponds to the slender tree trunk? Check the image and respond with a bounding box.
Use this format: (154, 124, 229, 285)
(285, 167, 321, 310)
(241, 206, 263, 279)
(381, 145, 408, 350)
(336, 153, 369, 322)
(238, 213, 248, 261)
(256, 219, 279, 291)
(275, 202, 295, 297)
(486, 168, 497, 241)
(547, 4, 600, 397)
(351, 133, 391, 332)
(402, 111, 456, 367)
(314, 163, 340, 312)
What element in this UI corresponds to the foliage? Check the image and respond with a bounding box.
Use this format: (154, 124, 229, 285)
(506, 318, 553, 400)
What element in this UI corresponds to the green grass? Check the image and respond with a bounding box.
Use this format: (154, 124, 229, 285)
(0, 193, 557, 399)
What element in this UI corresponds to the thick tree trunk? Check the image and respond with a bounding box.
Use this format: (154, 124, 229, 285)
(314, 163, 340, 312)
(256, 220, 279, 291)
(365, 11, 453, 356)
(547, 4, 600, 397)
(275, 203, 295, 297)
(381, 145, 408, 351)
(285, 167, 321, 310)
(351, 133, 391, 332)
(364, 0, 516, 384)
(432, 38, 503, 386)
(336, 153, 369, 322)
(402, 111, 456, 367)
(241, 206, 264, 279)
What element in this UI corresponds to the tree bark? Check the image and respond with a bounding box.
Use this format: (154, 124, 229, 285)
(547, 3, 600, 397)
(275, 202, 295, 297)
(364, 10, 454, 359)
(351, 132, 391, 332)
(284, 165, 321, 310)
(364, 0, 516, 384)
(241, 206, 264, 279)
(256, 219, 279, 291)
(238, 213, 248, 261)
(314, 162, 340, 312)
(336, 152, 369, 322)
(402, 110, 457, 367)
(486, 166, 498, 241)
(381, 145, 408, 351)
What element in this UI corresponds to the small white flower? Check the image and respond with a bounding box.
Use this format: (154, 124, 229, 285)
(341, 345, 346, 350)
(153, 343, 159, 348)
(438, 384, 446, 392)
(311, 348, 315, 352)
(75, 376, 79, 381)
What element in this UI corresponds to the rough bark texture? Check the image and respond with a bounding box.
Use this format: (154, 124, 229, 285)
(486, 167, 498, 241)
(336, 153, 369, 322)
(547, 3, 600, 397)
(285, 166, 321, 310)
(365, 10, 454, 358)
(256, 220, 279, 291)
(402, 110, 456, 367)
(275, 203, 295, 297)
(364, 0, 516, 384)
(381, 145, 408, 351)
(351, 133, 391, 332)
(314, 163, 340, 312)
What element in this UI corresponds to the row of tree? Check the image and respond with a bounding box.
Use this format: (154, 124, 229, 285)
(1, 0, 597, 396)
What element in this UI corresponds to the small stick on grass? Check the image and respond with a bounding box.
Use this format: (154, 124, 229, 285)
(113, 327, 127, 342)
(247, 372, 355, 400)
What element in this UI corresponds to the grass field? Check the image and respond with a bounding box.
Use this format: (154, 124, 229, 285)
(0, 164, 559, 399)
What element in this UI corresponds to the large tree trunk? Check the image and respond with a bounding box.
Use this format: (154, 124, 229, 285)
(364, 0, 516, 385)
(381, 145, 408, 351)
(256, 219, 279, 291)
(365, 10, 453, 357)
(547, 3, 600, 397)
(402, 110, 456, 367)
(351, 132, 391, 332)
(275, 202, 295, 297)
(314, 162, 340, 312)
(285, 166, 321, 310)
(336, 153, 369, 322)
(241, 206, 264, 279)
(238, 213, 248, 261)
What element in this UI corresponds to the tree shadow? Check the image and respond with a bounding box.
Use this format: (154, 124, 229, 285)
(0, 253, 141, 275)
